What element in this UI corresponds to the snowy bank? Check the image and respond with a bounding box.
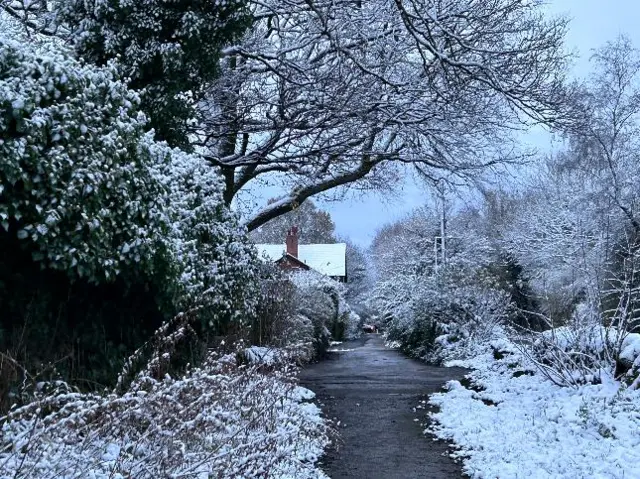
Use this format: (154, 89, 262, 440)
(427, 337, 640, 479)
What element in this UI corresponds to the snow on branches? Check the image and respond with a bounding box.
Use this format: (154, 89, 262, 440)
(202, 0, 570, 229)
(0, 348, 329, 478)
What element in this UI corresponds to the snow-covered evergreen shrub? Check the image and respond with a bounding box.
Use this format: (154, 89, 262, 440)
(291, 270, 360, 356)
(0, 36, 162, 283)
(58, 0, 251, 149)
(0, 34, 261, 405)
(0, 33, 259, 322)
(147, 140, 260, 331)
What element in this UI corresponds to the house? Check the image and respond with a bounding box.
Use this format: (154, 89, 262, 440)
(256, 227, 347, 282)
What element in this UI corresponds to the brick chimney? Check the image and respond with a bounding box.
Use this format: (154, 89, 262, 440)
(286, 226, 299, 258)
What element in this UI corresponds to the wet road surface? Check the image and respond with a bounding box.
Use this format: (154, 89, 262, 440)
(300, 334, 468, 479)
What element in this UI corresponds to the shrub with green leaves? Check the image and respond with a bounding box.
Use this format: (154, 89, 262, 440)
(0, 36, 259, 310)
(0, 38, 164, 283)
(147, 139, 260, 331)
(0, 35, 261, 402)
(59, 0, 251, 149)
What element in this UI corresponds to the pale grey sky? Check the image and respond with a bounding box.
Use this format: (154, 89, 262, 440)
(317, 1, 640, 247)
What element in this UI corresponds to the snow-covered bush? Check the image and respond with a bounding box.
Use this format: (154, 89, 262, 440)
(249, 265, 299, 346)
(0, 36, 161, 283)
(434, 286, 512, 362)
(524, 327, 617, 387)
(0, 33, 259, 311)
(0, 35, 168, 396)
(147, 139, 260, 331)
(291, 270, 361, 356)
(0, 347, 329, 478)
(0, 33, 261, 404)
(515, 303, 636, 387)
(244, 265, 319, 362)
(616, 332, 640, 388)
(377, 274, 510, 363)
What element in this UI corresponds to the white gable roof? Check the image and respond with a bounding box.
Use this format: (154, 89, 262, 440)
(255, 243, 346, 277)
(299, 243, 346, 277)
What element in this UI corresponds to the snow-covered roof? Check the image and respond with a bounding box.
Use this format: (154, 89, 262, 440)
(255, 243, 347, 277)
(299, 243, 346, 277)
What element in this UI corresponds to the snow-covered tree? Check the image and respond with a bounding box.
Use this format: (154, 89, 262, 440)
(201, 0, 570, 230)
(343, 239, 370, 304)
(503, 166, 609, 321)
(501, 37, 640, 327)
(57, 0, 251, 149)
(369, 201, 514, 360)
(250, 199, 336, 244)
(371, 207, 441, 282)
(3, 0, 572, 229)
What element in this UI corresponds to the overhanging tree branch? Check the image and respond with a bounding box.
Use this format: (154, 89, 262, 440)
(244, 156, 381, 230)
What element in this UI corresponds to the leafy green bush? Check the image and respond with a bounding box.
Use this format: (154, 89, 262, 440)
(146, 139, 260, 333)
(0, 36, 260, 407)
(59, 0, 251, 149)
(0, 38, 163, 283)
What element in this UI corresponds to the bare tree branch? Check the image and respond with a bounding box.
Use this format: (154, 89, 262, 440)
(195, 0, 570, 230)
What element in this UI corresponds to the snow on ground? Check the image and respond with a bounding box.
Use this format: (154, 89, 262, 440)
(427, 337, 640, 479)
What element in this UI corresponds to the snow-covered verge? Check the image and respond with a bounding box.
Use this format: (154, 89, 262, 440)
(427, 330, 640, 479)
(0, 347, 329, 479)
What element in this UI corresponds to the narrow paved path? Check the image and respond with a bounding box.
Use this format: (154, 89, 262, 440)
(300, 334, 468, 479)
